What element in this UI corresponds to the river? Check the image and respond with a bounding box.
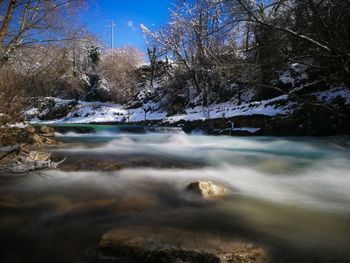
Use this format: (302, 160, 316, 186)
(0, 126, 350, 262)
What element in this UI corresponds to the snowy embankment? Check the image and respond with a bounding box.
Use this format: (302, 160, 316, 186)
(27, 95, 294, 125)
(165, 95, 293, 122)
(28, 99, 167, 124)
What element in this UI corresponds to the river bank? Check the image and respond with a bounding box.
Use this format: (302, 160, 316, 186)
(25, 87, 350, 137)
(37, 104, 350, 137)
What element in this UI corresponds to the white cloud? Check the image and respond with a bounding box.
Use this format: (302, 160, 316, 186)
(127, 20, 134, 28)
(127, 20, 136, 31)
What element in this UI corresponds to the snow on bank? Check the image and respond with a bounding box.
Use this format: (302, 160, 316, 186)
(29, 99, 167, 124)
(313, 86, 350, 106)
(279, 63, 308, 86)
(165, 95, 293, 123)
(28, 95, 293, 125)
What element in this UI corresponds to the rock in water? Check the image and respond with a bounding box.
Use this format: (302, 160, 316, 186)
(0, 127, 58, 147)
(186, 181, 230, 199)
(94, 227, 268, 263)
(0, 145, 64, 174)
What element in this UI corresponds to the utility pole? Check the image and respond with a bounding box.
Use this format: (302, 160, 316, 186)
(110, 20, 116, 49)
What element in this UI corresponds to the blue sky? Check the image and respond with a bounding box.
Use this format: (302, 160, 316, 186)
(82, 0, 172, 51)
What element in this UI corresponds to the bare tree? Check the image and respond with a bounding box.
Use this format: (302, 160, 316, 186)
(143, 0, 252, 110)
(98, 46, 144, 103)
(234, 0, 350, 88)
(0, 0, 87, 124)
(0, 0, 86, 67)
(141, 24, 163, 90)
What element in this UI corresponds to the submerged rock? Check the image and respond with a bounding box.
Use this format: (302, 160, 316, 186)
(186, 181, 230, 199)
(93, 227, 268, 263)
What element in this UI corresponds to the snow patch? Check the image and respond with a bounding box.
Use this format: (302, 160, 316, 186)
(313, 86, 350, 105)
(165, 95, 292, 123)
(279, 63, 309, 86)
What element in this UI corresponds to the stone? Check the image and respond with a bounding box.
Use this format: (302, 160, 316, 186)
(186, 181, 230, 199)
(94, 227, 268, 263)
(0, 126, 57, 147)
(31, 134, 45, 145)
(43, 137, 59, 145)
(0, 132, 17, 147)
(0, 148, 58, 173)
(19, 143, 31, 153)
(0, 126, 60, 173)
(39, 126, 55, 137)
(36, 98, 77, 121)
(28, 151, 51, 162)
(25, 126, 36, 134)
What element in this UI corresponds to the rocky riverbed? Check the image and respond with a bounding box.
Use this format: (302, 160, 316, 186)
(0, 126, 59, 173)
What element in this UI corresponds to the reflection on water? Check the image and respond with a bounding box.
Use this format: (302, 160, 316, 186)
(1, 129, 350, 262)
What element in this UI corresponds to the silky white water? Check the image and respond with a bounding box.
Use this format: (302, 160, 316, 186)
(53, 132, 350, 213)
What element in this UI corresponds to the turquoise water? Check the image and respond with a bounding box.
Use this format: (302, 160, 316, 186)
(0, 127, 350, 262)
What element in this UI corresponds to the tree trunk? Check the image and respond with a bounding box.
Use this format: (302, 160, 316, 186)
(238, 87, 242, 106)
(245, 15, 251, 52)
(0, 0, 18, 44)
(149, 47, 157, 89)
(0, 0, 18, 68)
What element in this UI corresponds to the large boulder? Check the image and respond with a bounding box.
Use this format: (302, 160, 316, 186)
(93, 227, 268, 263)
(186, 181, 230, 199)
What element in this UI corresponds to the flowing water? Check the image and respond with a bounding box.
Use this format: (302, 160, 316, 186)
(1, 126, 350, 262)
